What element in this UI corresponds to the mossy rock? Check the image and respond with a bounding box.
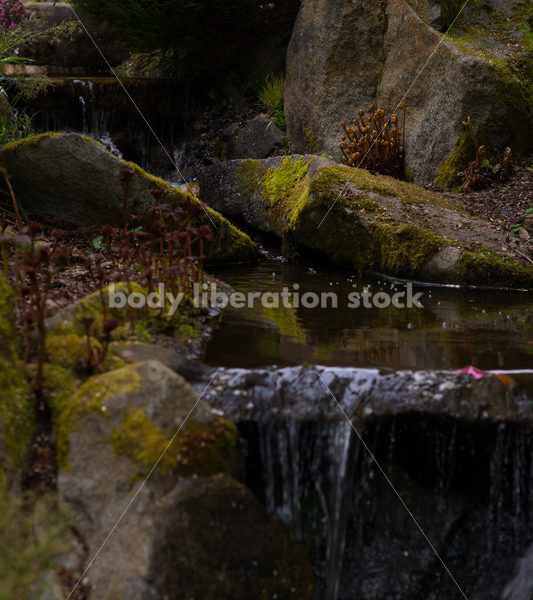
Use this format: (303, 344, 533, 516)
(53, 360, 242, 476)
(111, 407, 239, 477)
(2, 132, 258, 263)
(47, 281, 205, 346)
(434, 2, 533, 189)
(0, 277, 35, 471)
(201, 157, 533, 288)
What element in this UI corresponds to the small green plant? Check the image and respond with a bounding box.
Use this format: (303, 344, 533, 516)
(0, 112, 34, 144)
(259, 73, 285, 115)
(273, 102, 286, 130)
(509, 224, 523, 235)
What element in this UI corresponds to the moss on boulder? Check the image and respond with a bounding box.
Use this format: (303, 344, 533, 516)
(54, 360, 241, 476)
(51, 363, 143, 467)
(2, 132, 257, 263)
(111, 407, 239, 477)
(201, 157, 533, 288)
(47, 281, 205, 346)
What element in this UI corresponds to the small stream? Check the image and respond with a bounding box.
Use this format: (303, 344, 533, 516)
(204, 259, 533, 600)
(22, 77, 533, 597)
(204, 260, 533, 372)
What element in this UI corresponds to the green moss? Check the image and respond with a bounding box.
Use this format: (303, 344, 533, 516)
(0, 276, 17, 358)
(458, 251, 533, 288)
(370, 223, 447, 275)
(53, 282, 204, 343)
(518, 22, 533, 53)
(434, 129, 477, 190)
(312, 165, 455, 207)
(111, 408, 239, 477)
(262, 157, 313, 208)
(51, 363, 142, 468)
(0, 358, 34, 468)
(235, 159, 263, 201)
(493, 57, 533, 119)
(0, 277, 34, 467)
(2, 131, 62, 153)
(46, 333, 102, 369)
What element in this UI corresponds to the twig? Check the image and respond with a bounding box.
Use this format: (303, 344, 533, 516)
(515, 248, 533, 266)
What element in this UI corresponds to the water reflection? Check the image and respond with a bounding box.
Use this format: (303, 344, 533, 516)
(204, 261, 533, 370)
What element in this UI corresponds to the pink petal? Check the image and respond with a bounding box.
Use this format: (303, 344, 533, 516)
(457, 366, 486, 379)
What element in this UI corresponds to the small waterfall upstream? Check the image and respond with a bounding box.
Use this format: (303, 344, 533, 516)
(20, 77, 187, 178)
(242, 417, 533, 600)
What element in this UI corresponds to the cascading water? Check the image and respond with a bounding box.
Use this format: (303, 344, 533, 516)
(23, 77, 187, 177)
(245, 416, 533, 600)
(256, 422, 357, 600)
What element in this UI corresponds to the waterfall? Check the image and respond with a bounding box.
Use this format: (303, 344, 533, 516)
(257, 421, 357, 600)
(248, 416, 533, 600)
(26, 77, 186, 177)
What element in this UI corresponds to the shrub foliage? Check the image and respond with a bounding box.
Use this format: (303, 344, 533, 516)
(73, 0, 262, 80)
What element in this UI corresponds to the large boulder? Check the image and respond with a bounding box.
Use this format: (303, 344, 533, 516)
(199, 155, 533, 288)
(56, 360, 314, 599)
(285, 0, 533, 184)
(2, 133, 257, 262)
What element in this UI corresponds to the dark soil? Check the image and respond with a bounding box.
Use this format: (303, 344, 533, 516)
(450, 163, 533, 232)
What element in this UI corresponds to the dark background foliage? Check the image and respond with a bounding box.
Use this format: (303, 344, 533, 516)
(72, 0, 267, 80)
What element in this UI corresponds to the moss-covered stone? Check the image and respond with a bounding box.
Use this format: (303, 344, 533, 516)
(45, 333, 102, 369)
(51, 363, 142, 468)
(370, 223, 447, 275)
(434, 129, 478, 191)
(262, 156, 313, 208)
(311, 164, 450, 206)
(110, 408, 239, 477)
(204, 157, 533, 287)
(458, 251, 533, 288)
(2, 132, 258, 263)
(0, 277, 35, 468)
(50, 281, 204, 346)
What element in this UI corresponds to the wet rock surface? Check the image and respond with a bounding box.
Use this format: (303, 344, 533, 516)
(224, 115, 285, 160)
(200, 365, 533, 425)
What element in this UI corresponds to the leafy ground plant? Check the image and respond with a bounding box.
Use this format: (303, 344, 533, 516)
(460, 116, 513, 191)
(259, 73, 285, 114)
